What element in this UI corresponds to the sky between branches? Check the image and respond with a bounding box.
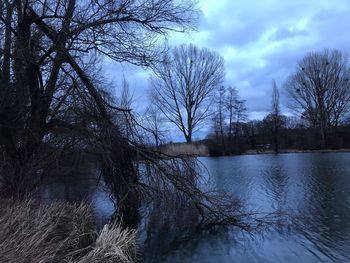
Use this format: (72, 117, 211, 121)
(103, 0, 350, 140)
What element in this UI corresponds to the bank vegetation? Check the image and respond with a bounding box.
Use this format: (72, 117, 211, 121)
(0, 199, 137, 263)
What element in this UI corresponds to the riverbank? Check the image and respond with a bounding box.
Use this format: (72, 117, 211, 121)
(158, 143, 210, 156)
(0, 199, 137, 263)
(156, 142, 350, 157)
(244, 148, 350, 155)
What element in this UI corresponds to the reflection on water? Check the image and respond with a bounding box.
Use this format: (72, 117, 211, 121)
(40, 163, 115, 228)
(161, 153, 350, 263)
(41, 153, 350, 262)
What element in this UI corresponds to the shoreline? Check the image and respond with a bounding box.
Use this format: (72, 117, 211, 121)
(243, 148, 350, 155)
(197, 148, 350, 157)
(156, 142, 350, 157)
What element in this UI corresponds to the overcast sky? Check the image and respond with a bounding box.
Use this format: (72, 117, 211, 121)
(103, 0, 350, 141)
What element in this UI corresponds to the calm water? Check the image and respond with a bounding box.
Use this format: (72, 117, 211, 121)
(41, 153, 350, 262)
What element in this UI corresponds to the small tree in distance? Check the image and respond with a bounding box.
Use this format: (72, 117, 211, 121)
(271, 79, 281, 153)
(150, 44, 225, 143)
(225, 87, 239, 145)
(144, 103, 168, 146)
(208, 86, 248, 155)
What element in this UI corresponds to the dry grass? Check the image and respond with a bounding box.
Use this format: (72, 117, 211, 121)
(77, 223, 137, 263)
(160, 143, 209, 157)
(0, 199, 137, 263)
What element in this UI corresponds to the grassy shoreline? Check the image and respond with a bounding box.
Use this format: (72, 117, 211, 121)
(158, 142, 350, 157)
(244, 148, 350, 155)
(158, 143, 210, 157)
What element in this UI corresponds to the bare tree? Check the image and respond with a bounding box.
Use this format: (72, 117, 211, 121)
(144, 103, 168, 146)
(225, 86, 239, 144)
(0, 0, 278, 236)
(208, 86, 247, 154)
(117, 76, 134, 139)
(150, 44, 225, 143)
(0, 0, 198, 227)
(271, 79, 281, 153)
(232, 99, 248, 144)
(213, 86, 226, 148)
(285, 49, 350, 148)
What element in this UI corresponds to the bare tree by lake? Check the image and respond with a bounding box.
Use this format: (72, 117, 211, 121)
(0, 0, 251, 235)
(226, 87, 248, 146)
(271, 79, 281, 153)
(212, 86, 226, 149)
(207, 86, 248, 155)
(225, 87, 239, 144)
(285, 49, 350, 148)
(144, 103, 168, 146)
(0, 0, 198, 226)
(150, 44, 225, 143)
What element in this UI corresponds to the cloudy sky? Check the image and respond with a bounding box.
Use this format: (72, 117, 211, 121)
(103, 0, 350, 141)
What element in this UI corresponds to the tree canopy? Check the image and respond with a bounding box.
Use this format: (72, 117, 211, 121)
(150, 44, 225, 142)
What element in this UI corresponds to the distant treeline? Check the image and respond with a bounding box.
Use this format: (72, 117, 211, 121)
(204, 115, 350, 156)
(203, 49, 350, 156)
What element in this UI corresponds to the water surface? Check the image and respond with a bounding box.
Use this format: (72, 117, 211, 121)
(41, 153, 350, 262)
(159, 153, 350, 263)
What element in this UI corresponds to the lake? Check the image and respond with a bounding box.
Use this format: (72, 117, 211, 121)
(41, 153, 350, 263)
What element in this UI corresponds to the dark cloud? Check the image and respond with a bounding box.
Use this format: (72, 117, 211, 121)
(194, 0, 350, 119)
(104, 0, 350, 140)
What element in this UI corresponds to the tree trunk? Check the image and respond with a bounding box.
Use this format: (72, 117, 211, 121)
(185, 134, 192, 143)
(273, 116, 279, 153)
(320, 125, 326, 149)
